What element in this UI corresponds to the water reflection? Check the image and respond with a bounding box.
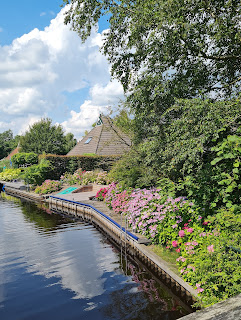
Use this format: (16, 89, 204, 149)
(0, 195, 190, 319)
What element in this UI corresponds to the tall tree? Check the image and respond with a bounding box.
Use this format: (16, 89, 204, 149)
(20, 118, 73, 155)
(0, 130, 13, 159)
(63, 0, 241, 138)
(64, 132, 77, 153)
(0, 130, 19, 159)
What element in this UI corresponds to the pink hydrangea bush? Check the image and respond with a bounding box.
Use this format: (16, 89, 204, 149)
(99, 183, 241, 306)
(35, 179, 62, 195)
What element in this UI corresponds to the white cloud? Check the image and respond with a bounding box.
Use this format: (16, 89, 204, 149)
(40, 12, 46, 17)
(0, 6, 124, 139)
(0, 27, 3, 33)
(61, 79, 124, 139)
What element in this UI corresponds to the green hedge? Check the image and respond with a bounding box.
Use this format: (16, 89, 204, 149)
(12, 152, 38, 167)
(38, 154, 120, 180)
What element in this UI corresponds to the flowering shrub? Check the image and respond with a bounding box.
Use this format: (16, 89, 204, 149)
(96, 188, 108, 201)
(35, 180, 62, 195)
(127, 191, 198, 243)
(101, 183, 241, 307)
(60, 168, 85, 185)
(95, 171, 111, 184)
(0, 168, 22, 181)
(81, 170, 110, 185)
(61, 169, 110, 186)
(104, 182, 122, 208)
(166, 207, 241, 307)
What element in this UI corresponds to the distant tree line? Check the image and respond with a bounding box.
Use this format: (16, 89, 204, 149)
(0, 118, 77, 159)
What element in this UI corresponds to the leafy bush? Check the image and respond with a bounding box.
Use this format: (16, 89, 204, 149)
(0, 159, 11, 172)
(176, 133, 241, 214)
(60, 169, 110, 186)
(175, 207, 241, 307)
(12, 152, 38, 167)
(108, 149, 157, 189)
(82, 170, 110, 185)
(35, 180, 62, 195)
(102, 183, 241, 307)
(22, 159, 52, 185)
(60, 168, 85, 185)
(39, 154, 119, 180)
(0, 168, 22, 181)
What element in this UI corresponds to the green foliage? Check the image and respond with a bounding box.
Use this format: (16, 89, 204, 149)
(145, 98, 241, 179)
(175, 132, 241, 214)
(61, 168, 110, 186)
(104, 181, 241, 307)
(113, 109, 134, 138)
(63, 0, 241, 140)
(176, 207, 241, 307)
(22, 159, 52, 185)
(0, 130, 19, 160)
(35, 180, 63, 195)
(210, 134, 241, 209)
(12, 152, 38, 167)
(20, 118, 75, 155)
(39, 154, 119, 180)
(0, 168, 22, 181)
(60, 168, 85, 185)
(108, 149, 157, 189)
(0, 159, 11, 172)
(82, 170, 110, 185)
(64, 132, 77, 154)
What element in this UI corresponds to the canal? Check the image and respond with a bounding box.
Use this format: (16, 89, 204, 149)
(0, 195, 191, 320)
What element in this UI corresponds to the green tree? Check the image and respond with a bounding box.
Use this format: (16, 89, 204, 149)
(20, 118, 68, 155)
(0, 130, 19, 159)
(64, 132, 77, 153)
(63, 0, 241, 139)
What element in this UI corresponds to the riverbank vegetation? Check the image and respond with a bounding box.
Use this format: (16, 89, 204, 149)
(0, 0, 240, 309)
(61, 0, 241, 308)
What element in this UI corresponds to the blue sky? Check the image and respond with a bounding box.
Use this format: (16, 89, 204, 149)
(0, 1, 63, 45)
(0, 1, 123, 139)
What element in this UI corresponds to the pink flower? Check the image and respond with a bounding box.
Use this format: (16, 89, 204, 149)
(179, 230, 185, 238)
(187, 265, 196, 272)
(176, 248, 181, 253)
(187, 228, 193, 233)
(207, 245, 214, 253)
(196, 283, 204, 293)
(192, 241, 199, 246)
(172, 240, 178, 248)
(202, 221, 209, 225)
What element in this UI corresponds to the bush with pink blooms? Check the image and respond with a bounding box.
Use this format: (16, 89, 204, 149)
(35, 179, 62, 194)
(96, 187, 108, 201)
(100, 182, 241, 307)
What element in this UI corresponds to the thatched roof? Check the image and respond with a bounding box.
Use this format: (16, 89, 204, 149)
(67, 115, 131, 156)
(5, 146, 20, 160)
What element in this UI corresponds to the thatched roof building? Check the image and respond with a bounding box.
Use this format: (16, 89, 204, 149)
(5, 145, 20, 160)
(67, 115, 131, 156)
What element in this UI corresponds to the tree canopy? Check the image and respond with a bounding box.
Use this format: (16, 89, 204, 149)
(0, 130, 20, 160)
(63, 0, 241, 139)
(20, 118, 76, 155)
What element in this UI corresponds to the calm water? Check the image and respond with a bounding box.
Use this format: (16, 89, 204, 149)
(0, 195, 190, 320)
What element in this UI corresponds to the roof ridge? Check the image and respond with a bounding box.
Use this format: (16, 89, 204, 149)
(95, 121, 104, 154)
